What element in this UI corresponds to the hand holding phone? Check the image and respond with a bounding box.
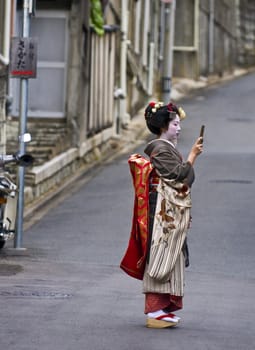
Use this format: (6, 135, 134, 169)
(199, 125, 205, 143)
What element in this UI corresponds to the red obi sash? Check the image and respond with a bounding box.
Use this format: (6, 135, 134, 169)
(120, 154, 153, 280)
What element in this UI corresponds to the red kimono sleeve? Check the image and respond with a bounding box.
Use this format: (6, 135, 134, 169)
(120, 154, 153, 280)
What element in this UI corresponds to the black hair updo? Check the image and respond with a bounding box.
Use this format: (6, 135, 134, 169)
(144, 102, 180, 135)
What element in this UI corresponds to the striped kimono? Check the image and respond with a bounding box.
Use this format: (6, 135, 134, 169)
(143, 177, 192, 295)
(143, 139, 195, 312)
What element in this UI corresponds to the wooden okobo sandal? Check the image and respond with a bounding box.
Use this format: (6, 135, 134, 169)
(146, 313, 179, 328)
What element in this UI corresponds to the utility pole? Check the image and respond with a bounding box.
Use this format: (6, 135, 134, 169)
(161, 0, 176, 104)
(12, 0, 36, 248)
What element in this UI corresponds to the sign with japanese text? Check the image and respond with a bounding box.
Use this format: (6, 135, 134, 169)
(10, 37, 37, 79)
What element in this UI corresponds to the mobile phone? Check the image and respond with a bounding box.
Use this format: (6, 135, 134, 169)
(199, 125, 205, 143)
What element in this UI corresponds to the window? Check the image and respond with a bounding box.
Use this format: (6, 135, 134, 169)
(12, 10, 68, 118)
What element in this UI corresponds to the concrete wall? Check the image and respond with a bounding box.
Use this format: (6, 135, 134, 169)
(174, 0, 237, 79)
(238, 0, 255, 66)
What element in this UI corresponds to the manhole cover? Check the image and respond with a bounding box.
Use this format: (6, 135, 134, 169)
(0, 264, 23, 276)
(0, 289, 72, 299)
(211, 179, 252, 184)
(228, 117, 253, 123)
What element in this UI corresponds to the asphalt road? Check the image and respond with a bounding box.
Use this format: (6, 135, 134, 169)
(1, 72, 255, 350)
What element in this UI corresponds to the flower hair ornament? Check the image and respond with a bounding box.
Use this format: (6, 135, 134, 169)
(150, 101, 164, 113)
(145, 101, 186, 120)
(167, 102, 186, 120)
(178, 107, 186, 120)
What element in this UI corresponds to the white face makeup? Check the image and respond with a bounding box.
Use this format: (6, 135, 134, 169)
(161, 115, 181, 145)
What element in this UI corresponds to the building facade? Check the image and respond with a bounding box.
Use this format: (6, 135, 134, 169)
(0, 0, 254, 204)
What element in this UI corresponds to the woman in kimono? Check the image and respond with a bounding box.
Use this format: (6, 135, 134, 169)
(143, 101, 203, 328)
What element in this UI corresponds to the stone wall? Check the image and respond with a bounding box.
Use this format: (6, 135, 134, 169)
(6, 118, 71, 166)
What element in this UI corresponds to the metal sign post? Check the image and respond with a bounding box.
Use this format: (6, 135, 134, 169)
(10, 0, 36, 249)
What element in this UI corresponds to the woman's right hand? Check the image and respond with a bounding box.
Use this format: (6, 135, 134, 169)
(193, 137, 203, 155)
(187, 137, 203, 165)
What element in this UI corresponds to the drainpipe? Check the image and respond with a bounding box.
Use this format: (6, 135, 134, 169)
(118, 0, 129, 131)
(0, 1, 11, 155)
(235, 0, 241, 65)
(0, 54, 8, 66)
(148, 42, 155, 96)
(0, 0, 11, 65)
(162, 0, 176, 104)
(209, 0, 214, 74)
(4, 0, 11, 65)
